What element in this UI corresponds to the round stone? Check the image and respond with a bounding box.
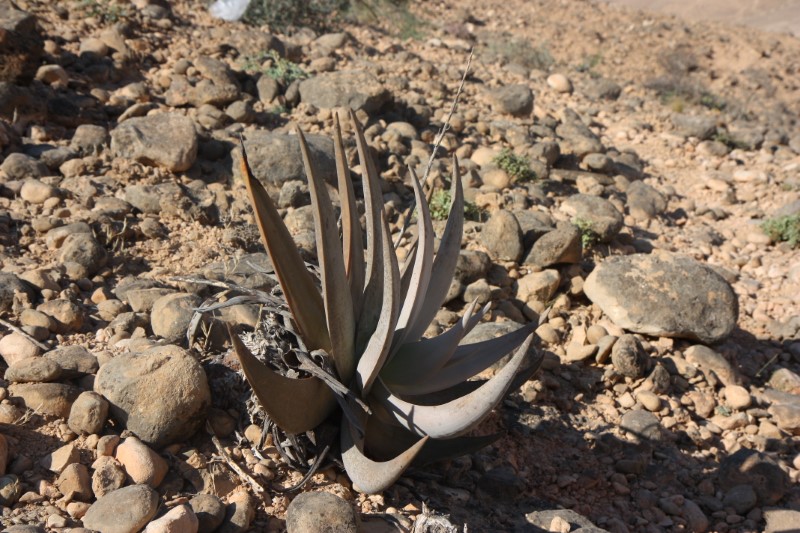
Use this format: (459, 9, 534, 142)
(286, 491, 357, 533)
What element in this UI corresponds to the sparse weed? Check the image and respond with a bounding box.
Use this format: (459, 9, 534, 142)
(429, 189, 485, 222)
(484, 35, 553, 71)
(241, 50, 308, 85)
(78, 0, 128, 23)
(699, 92, 726, 111)
(494, 149, 537, 182)
(576, 52, 603, 74)
(347, 0, 427, 40)
(761, 214, 800, 247)
(243, 0, 348, 31)
(711, 130, 747, 150)
(573, 217, 599, 250)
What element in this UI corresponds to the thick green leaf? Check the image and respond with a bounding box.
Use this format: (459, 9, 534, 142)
(390, 167, 434, 351)
(298, 128, 355, 382)
(404, 158, 464, 342)
(228, 325, 335, 435)
(340, 414, 427, 494)
(355, 208, 399, 394)
(239, 141, 330, 352)
(371, 333, 534, 438)
(408, 322, 537, 395)
(333, 114, 365, 318)
(380, 300, 486, 394)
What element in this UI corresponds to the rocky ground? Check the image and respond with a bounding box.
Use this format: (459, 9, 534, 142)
(1, 0, 799, 531)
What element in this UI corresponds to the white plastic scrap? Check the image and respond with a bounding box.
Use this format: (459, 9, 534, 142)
(208, 0, 252, 21)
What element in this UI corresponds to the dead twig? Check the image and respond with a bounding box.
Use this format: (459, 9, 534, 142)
(208, 424, 265, 496)
(394, 48, 474, 249)
(0, 317, 50, 351)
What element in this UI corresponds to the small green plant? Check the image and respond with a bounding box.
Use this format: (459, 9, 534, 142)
(761, 214, 800, 247)
(699, 92, 726, 111)
(711, 130, 747, 150)
(576, 52, 603, 73)
(494, 149, 537, 182)
(428, 189, 485, 223)
(78, 0, 128, 23)
(241, 50, 308, 85)
(573, 218, 599, 250)
(243, 0, 348, 31)
(484, 35, 553, 71)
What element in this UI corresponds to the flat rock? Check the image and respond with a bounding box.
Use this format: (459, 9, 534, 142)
(526, 509, 606, 532)
(561, 194, 623, 243)
(0, 332, 43, 366)
(4, 357, 62, 383)
(94, 344, 211, 447)
(673, 113, 717, 140)
(718, 448, 789, 505)
(286, 491, 357, 533)
(241, 131, 336, 187)
(82, 484, 159, 533)
(764, 509, 800, 533)
(299, 70, 390, 112)
(584, 77, 621, 101)
(45, 345, 98, 378)
(584, 253, 738, 344)
(684, 344, 740, 386)
(9, 382, 81, 418)
(111, 113, 198, 172)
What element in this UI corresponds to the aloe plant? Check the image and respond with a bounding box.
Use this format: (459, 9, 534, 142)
(230, 110, 540, 493)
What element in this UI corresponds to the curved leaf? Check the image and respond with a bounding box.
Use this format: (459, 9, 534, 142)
(389, 167, 434, 352)
(406, 322, 537, 396)
(298, 128, 355, 382)
(228, 325, 335, 435)
(363, 411, 500, 465)
(404, 157, 464, 342)
(341, 414, 427, 494)
(355, 208, 400, 394)
(333, 114, 365, 317)
(239, 141, 329, 352)
(381, 300, 487, 394)
(351, 111, 388, 355)
(372, 333, 534, 438)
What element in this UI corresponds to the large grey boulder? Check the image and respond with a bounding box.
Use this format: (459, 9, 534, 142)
(299, 70, 390, 112)
(584, 252, 738, 344)
(111, 113, 198, 172)
(242, 131, 335, 187)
